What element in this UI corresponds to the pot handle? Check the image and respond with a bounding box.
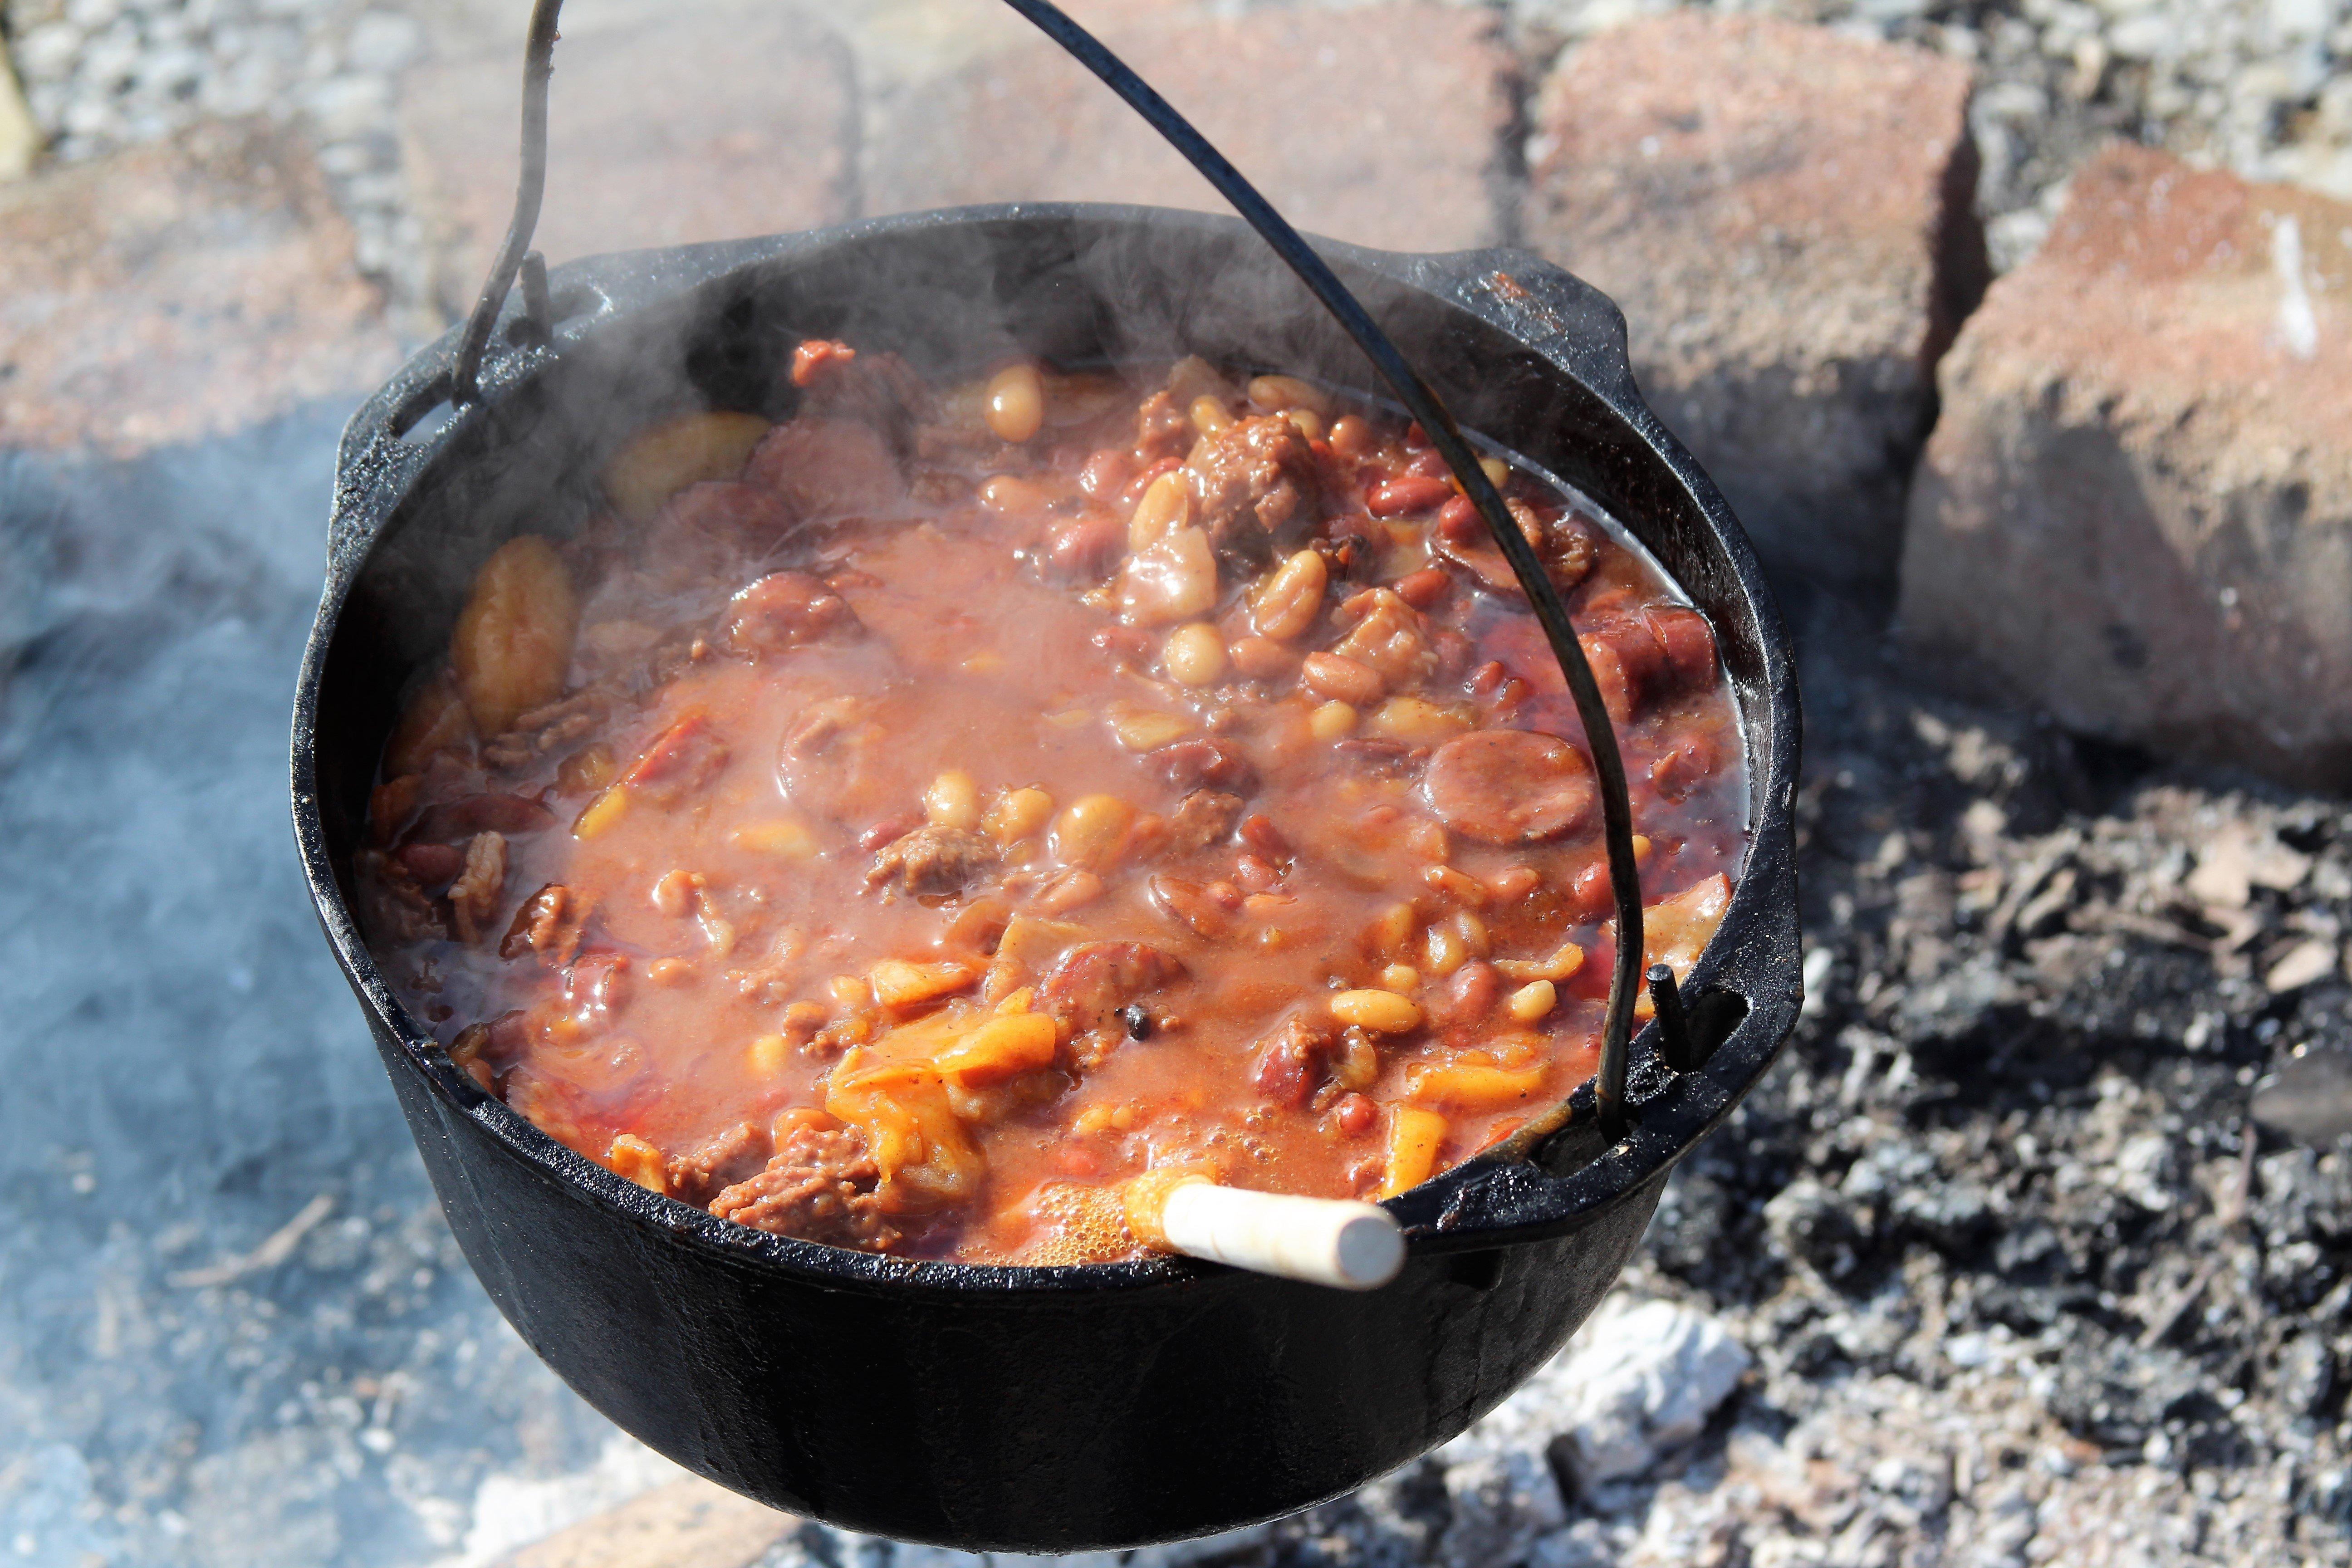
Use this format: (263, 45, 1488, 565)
(450, 0, 1660, 1139)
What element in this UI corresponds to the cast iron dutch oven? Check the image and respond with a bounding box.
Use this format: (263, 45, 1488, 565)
(291, 205, 1802, 1550)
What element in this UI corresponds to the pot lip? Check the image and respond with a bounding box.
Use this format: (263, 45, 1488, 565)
(292, 201, 1802, 1297)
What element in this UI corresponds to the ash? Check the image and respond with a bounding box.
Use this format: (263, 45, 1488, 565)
(766, 590, 2352, 1568)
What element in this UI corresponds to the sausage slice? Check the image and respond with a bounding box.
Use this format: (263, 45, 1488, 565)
(1422, 729, 1598, 846)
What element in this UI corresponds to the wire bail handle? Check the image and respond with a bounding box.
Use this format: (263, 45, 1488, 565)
(451, 0, 1655, 1140)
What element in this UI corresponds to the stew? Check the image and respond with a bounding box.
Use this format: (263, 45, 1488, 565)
(356, 344, 1745, 1264)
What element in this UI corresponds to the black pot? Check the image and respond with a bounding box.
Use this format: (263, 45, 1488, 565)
(291, 206, 1802, 1551)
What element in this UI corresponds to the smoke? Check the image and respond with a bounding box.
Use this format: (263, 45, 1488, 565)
(0, 410, 619, 1568)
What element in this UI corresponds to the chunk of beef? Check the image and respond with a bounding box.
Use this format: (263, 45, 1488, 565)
(1133, 390, 1191, 461)
(652, 480, 796, 556)
(1252, 1013, 1340, 1108)
(357, 849, 447, 944)
(866, 825, 997, 900)
(1166, 789, 1244, 853)
(744, 418, 906, 521)
(1038, 942, 1186, 1040)
(1185, 413, 1321, 557)
(500, 883, 591, 967)
(666, 1120, 773, 1206)
(1152, 736, 1258, 795)
(710, 1125, 900, 1250)
(722, 571, 860, 656)
(447, 831, 508, 944)
(1147, 874, 1240, 939)
(788, 340, 931, 435)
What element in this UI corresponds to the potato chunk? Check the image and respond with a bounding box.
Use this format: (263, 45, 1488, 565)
(599, 410, 771, 524)
(451, 536, 580, 735)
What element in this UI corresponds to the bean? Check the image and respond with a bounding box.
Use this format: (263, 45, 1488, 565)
(1506, 980, 1557, 1023)
(983, 786, 1054, 845)
(451, 536, 579, 735)
(1442, 960, 1502, 1024)
(1328, 414, 1376, 461)
(1189, 395, 1235, 436)
(1248, 549, 1328, 641)
(1424, 921, 1468, 978)
(1436, 494, 1481, 543)
(648, 957, 696, 987)
(1108, 706, 1196, 751)
(1078, 446, 1135, 497)
(1334, 1093, 1379, 1137)
(1227, 635, 1299, 681)
(1379, 964, 1421, 993)
(983, 363, 1047, 443)
(1301, 652, 1383, 706)
(1486, 866, 1542, 902)
(1480, 457, 1510, 489)
(1368, 695, 1471, 745)
(1246, 374, 1332, 416)
(1041, 511, 1126, 583)
(925, 769, 982, 831)
(1330, 989, 1423, 1033)
(1366, 475, 1453, 518)
(1049, 794, 1135, 871)
(1162, 623, 1228, 687)
(748, 1033, 792, 1077)
(980, 474, 1053, 515)
(1363, 901, 1419, 960)
(1308, 700, 1359, 740)
(1394, 566, 1452, 609)
(1127, 469, 1193, 551)
(1285, 409, 1326, 440)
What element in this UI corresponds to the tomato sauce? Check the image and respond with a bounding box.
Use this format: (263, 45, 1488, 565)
(356, 348, 1745, 1264)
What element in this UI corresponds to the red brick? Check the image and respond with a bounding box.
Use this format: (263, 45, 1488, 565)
(0, 118, 399, 454)
(864, 0, 1516, 254)
(397, 3, 858, 320)
(1900, 145, 2352, 788)
(1523, 14, 1984, 601)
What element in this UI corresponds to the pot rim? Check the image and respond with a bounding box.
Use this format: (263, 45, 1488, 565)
(292, 201, 1802, 1298)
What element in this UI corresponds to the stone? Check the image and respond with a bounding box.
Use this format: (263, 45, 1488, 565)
(395, 1, 858, 321)
(864, 0, 1516, 255)
(488, 1477, 793, 1568)
(0, 117, 398, 453)
(1523, 13, 1986, 603)
(1899, 146, 2352, 789)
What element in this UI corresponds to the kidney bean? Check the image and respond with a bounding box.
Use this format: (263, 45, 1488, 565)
(397, 841, 465, 886)
(1366, 475, 1454, 518)
(1333, 1093, 1379, 1137)
(1435, 495, 1480, 543)
(1040, 510, 1127, 584)
(1078, 446, 1135, 497)
(1395, 567, 1451, 609)
(1116, 455, 1184, 510)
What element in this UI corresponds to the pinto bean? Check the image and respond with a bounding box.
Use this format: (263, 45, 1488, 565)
(1422, 730, 1599, 846)
(1301, 652, 1383, 706)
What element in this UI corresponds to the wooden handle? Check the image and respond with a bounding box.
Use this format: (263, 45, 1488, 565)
(1145, 1180, 1405, 1290)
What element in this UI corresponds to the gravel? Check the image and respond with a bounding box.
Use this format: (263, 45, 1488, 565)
(6, 0, 2351, 302)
